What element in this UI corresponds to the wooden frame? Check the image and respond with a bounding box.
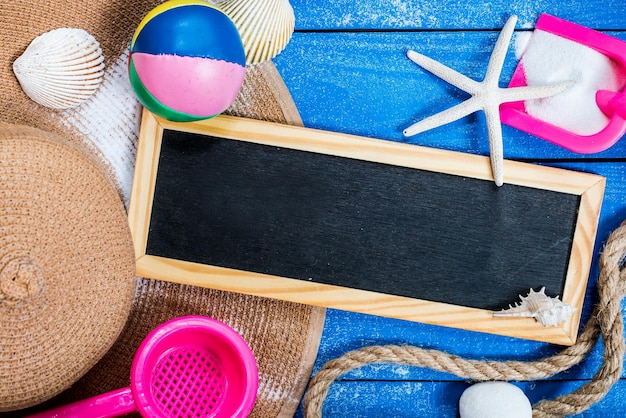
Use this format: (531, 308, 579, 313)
(129, 109, 605, 345)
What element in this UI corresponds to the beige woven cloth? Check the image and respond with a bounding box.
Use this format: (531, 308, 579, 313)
(0, 0, 326, 416)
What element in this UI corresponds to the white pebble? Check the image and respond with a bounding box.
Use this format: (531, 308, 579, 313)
(459, 382, 532, 418)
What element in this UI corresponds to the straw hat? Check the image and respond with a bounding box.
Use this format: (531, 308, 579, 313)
(0, 1, 325, 415)
(0, 124, 136, 411)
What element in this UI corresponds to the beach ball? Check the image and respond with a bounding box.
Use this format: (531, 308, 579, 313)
(129, 0, 246, 122)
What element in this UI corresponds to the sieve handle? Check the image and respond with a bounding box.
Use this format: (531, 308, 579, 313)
(597, 90, 626, 119)
(25, 387, 136, 418)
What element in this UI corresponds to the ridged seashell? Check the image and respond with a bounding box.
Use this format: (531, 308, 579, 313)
(492, 287, 574, 327)
(216, 0, 295, 65)
(13, 28, 105, 109)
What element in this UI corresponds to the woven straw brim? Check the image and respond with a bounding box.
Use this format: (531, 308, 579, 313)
(0, 124, 136, 411)
(1, 1, 325, 416)
(29, 281, 325, 417)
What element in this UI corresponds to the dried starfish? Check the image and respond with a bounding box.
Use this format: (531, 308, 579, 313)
(403, 15, 572, 186)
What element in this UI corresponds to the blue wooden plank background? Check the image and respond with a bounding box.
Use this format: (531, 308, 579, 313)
(273, 0, 626, 416)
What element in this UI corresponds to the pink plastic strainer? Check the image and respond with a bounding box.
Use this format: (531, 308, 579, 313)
(28, 316, 258, 418)
(500, 13, 626, 153)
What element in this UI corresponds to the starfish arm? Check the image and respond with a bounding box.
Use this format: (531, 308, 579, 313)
(483, 15, 518, 87)
(404, 97, 481, 137)
(499, 80, 574, 103)
(484, 105, 505, 186)
(407, 50, 480, 94)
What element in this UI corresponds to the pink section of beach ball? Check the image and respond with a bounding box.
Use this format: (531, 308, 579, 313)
(131, 53, 246, 117)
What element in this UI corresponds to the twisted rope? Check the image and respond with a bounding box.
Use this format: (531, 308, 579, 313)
(304, 220, 626, 418)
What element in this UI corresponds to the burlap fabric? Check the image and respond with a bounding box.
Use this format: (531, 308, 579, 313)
(0, 0, 326, 416)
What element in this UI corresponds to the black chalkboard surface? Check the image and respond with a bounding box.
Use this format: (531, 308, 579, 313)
(147, 129, 577, 311)
(129, 110, 605, 345)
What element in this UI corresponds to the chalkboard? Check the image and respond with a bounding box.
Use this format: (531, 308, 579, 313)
(129, 110, 605, 345)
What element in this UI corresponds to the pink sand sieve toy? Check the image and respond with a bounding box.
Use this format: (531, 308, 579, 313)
(28, 316, 258, 418)
(500, 14, 626, 154)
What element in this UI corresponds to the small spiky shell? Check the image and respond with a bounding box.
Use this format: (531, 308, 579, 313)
(493, 287, 574, 327)
(216, 0, 295, 65)
(13, 28, 105, 109)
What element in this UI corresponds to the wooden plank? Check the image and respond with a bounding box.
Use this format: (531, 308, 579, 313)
(294, 379, 626, 417)
(311, 303, 620, 382)
(129, 110, 604, 345)
(273, 31, 626, 160)
(289, 0, 626, 30)
(279, 0, 626, 413)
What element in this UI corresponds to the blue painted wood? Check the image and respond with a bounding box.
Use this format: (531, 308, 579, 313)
(276, 1, 626, 416)
(280, 126, 626, 415)
(290, 0, 626, 31)
(294, 380, 626, 417)
(273, 31, 626, 159)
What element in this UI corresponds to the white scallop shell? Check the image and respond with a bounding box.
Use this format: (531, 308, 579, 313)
(492, 287, 574, 327)
(217, 0, 295, 65)
(13, 28, 105, 109)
